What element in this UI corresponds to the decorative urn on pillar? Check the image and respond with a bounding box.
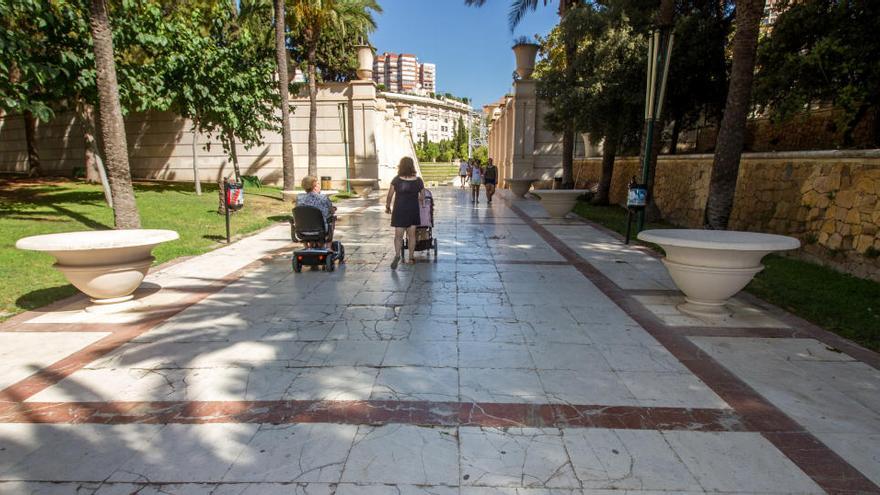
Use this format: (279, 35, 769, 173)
(512, 40, 540, 80)
(397, 104, 411, 122)
(355, 44, 374, 81)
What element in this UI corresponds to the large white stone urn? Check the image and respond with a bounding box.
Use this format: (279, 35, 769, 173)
(355, 45, 374, 81)
(512, 42, 540, 80)
(638, 229, 800, 316)
(396, 104, 411, 122)
(531, 189, 589, 218)
(16, 229, 179, 305)
(505, 178, 535, 198)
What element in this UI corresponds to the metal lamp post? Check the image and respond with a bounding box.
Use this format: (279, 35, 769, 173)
(636, 29, 674, 233)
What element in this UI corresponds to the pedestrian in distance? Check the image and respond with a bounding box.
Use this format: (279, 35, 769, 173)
(458, 157, 469, 189)
(471, 159, 483, 204)
(484, 158, 498, 204)
(385, 157, 425, 269)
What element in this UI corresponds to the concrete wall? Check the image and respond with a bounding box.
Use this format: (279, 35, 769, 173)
(0, 80, 418, 190)
(574, 151, 880, 281)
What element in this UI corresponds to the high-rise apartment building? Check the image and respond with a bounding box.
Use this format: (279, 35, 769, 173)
(373, 52, 437, 95)
(420, 63, 436, 94)
(398, 54, 419, 92)
(373, 54, 387, 88)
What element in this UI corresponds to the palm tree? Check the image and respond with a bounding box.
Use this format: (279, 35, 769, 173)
(274, 0, 296, 191)
(704, 0, 766, 229)
(88, 0, 140, 229)
(287, 0, 380, 177)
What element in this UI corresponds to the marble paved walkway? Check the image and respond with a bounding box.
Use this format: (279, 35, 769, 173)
(0, 188, 878, 495)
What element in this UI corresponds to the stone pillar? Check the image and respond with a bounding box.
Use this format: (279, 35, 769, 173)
(349, 80, 380, 181)
(510, 79, 537, 179)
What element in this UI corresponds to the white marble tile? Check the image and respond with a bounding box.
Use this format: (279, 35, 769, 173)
(0, 332, 110, 390)
(1, 424, 163, 482)
(528, 343, 610, 372)
(223, 424, 357, 482)
(335, 484, 459, 495)
(340, 425, 459, 485)
(371, 366, 459, 402)
(616, 371, 729, 409)
(383, 341, 458, 367)
(306, 340, 388, 367)
(596, 344, 688, 373)
(662, 431, 824, 493)
(459, 343, 534, 369)
(283, 366, 377, 401)
(109, 424, 259, 483)
(459, 427, 580, 488)
(563, 429, 702, 490)
(460, 368, 547, 404)
(539, 370, 637, 406)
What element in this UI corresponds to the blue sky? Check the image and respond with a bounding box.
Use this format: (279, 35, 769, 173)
(369, 0, 559, 110)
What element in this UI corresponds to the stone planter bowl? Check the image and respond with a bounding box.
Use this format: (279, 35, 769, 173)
(531, 189, 589, 218)
(505, 178, 535, 198)
(638, 229, 800, 316)
(347, 178, 379, 196)
(512, 43, 540, 80)
(16, 229, 179, 305)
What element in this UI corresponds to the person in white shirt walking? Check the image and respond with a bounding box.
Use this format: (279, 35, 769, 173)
(458, 158, 469, 188)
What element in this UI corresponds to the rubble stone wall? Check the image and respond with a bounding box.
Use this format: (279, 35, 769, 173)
(574, 151, 880, 281)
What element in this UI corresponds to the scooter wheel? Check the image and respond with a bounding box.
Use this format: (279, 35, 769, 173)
(294, 260, 302, 273)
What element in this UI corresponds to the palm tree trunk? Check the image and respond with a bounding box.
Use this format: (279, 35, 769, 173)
(274, 0, 296, 191)
(191, 119, 202, 195)
(559, 0, 577, 189)
(78, 101, 113, 207)
(307, 41, 318, 177)
(89, 0, 140, 229)
(23, 111, 40, 175)
(704, 0, 765, 229)
(594, 128, 619, 206)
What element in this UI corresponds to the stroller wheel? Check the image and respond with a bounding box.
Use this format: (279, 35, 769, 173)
(433, 238, 438, 257)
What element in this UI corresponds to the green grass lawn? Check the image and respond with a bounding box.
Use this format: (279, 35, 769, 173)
(0, 178, 291, 319)
(574, 201, 880, 351)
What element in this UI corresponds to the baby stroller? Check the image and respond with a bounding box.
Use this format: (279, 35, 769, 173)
(402, 189, 438, 258)
(290, 206, 344, 272)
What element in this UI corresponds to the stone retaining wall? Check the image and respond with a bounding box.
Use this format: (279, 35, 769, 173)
(574, 152, 880, 281)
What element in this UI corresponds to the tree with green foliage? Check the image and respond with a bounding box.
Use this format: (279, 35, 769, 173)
(163, 4, 279, 184)
(287, 0, 381, 177)
(753, 0, 880, 147)
(537, 3, 645, 205)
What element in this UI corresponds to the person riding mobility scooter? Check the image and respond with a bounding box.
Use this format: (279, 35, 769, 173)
(290, 176, 344, 273)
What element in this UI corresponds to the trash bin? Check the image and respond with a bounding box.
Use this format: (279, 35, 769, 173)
(321, 176, 332, 190)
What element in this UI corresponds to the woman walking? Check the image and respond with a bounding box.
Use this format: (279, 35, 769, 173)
(385, 157, 425, 269)
(470, 159, 483, 203)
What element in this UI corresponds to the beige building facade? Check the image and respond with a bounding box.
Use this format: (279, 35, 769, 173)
(0, 80, 418, 189)
(385, 92, 474, 144)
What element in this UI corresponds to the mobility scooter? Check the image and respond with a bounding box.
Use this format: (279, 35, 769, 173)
(290, 205, 344, 272)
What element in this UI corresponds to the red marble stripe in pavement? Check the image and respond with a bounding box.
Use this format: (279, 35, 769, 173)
(0, 399, 742, 432)
(508, 202, 879, 495)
